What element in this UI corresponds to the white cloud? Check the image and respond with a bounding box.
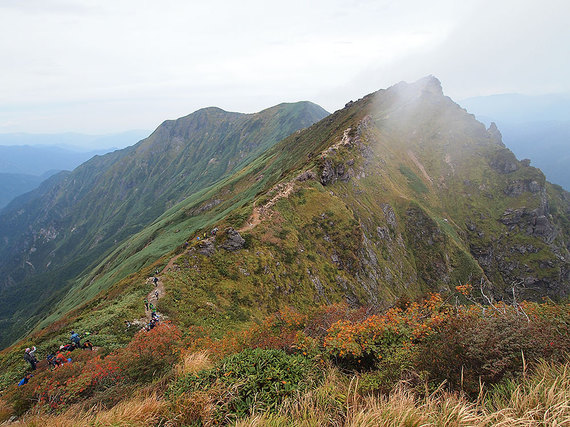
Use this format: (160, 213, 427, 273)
(0, 0, 568, 133)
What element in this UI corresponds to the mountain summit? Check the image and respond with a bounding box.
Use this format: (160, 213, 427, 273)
(147, 75, 568, 328)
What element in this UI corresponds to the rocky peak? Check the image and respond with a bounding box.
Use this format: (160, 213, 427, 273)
(488, 122, 504, 146)
(419, 75, 444, 96)
(490, 148, 519, 174)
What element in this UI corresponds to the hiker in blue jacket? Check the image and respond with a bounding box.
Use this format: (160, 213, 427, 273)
(70, 330, 81, 348)
(18, 373, 32, 386)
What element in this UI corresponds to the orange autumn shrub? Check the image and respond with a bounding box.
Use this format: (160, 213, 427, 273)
(192, 307, 310, 358)
(5, 322, 183, 415)
(109, 321, 182, 382)
(323, 294, 447, 369)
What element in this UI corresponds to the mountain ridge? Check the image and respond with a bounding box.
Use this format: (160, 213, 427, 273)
(0, 78, 568, 354)
(459, 93, 570, 190)
(51, 76, 568, 341)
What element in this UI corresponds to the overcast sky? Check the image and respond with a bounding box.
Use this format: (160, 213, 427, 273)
(1, 0, 568, 134)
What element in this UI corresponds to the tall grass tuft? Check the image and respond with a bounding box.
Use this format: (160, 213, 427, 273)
(93, 394, 167, 425)
(483, 359, 570, 425)
(176, 350, 213, 377)
(11, 394, 166, 426)
(235, 360, 570, 427)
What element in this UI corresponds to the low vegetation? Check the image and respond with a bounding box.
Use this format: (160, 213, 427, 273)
(1, 288, 568, 425)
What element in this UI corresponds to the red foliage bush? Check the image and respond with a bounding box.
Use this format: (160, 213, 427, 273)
(108, 321, 182, 382)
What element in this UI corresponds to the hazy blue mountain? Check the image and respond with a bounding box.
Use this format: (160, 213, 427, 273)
(0, 130, 150, 152)
(460, 94, 570, 190)
(0, 145, 115, 176)
(0, 170, 62, 209)
(0, 173, 43, 209)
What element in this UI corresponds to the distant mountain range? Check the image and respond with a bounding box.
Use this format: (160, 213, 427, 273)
(460, 94, 570, 190)
(0, 145, 115, 177)
(0, 130, 150, 152)
(0, 131, 151, 208)
(0, 171, 55, 209)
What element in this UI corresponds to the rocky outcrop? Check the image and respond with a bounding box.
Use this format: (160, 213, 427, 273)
(487, 122, 504, 146)
(296, 170, 316, 182)
(220, 227, 245, 251)
(198, 240, 215, 256)
(504, 179, 542, 197)
(500, 208, 557, 243)
(382, 204, 398, 230)
(195, 199, 222, 214)
(489, 148, 519, 174)
(320, 159, 351, 186)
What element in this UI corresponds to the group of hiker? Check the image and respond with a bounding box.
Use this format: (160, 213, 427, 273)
(19, 330, 94, 385)
(143, 273, 162, 331)
(143, 298, 161, 331)
(195, 227, 218, 242)
(19, 272, 162, 386)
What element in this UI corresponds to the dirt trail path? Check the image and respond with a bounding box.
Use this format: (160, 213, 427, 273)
(238, 203, 262, 232)
(238, 181, 295, 233)
(164, 252, 185, 273)
(145, 275, 166, 320)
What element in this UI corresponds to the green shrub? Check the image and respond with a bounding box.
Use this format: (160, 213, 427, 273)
(168, 348, 321, 423)
(358, 346, 415, 395)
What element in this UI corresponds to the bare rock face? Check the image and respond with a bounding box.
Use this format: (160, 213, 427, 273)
(320, 159, 336, 186)
(220, 227, 245, 251)
(504, 180, 542, 197)
(500, 208, 557, 243)
(297, 170, 316, 182)
(320, 159, 350, 186)
(198, 240, 215, 256)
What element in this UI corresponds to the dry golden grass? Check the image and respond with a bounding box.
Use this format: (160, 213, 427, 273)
(175, 350, 212, 377)
(92, 394, 167, 425)
(235, 360, 570, 427)
(10, 394, 166, 426)
(0, 399, 13, 424)
(344, 385, 482, 427)
(482, 360, 570, 426)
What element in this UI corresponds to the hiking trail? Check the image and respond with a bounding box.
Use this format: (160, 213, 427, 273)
(145, 274, 166, 320)
(239, 180, 295, 232)
(141, 173, 300, 319)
